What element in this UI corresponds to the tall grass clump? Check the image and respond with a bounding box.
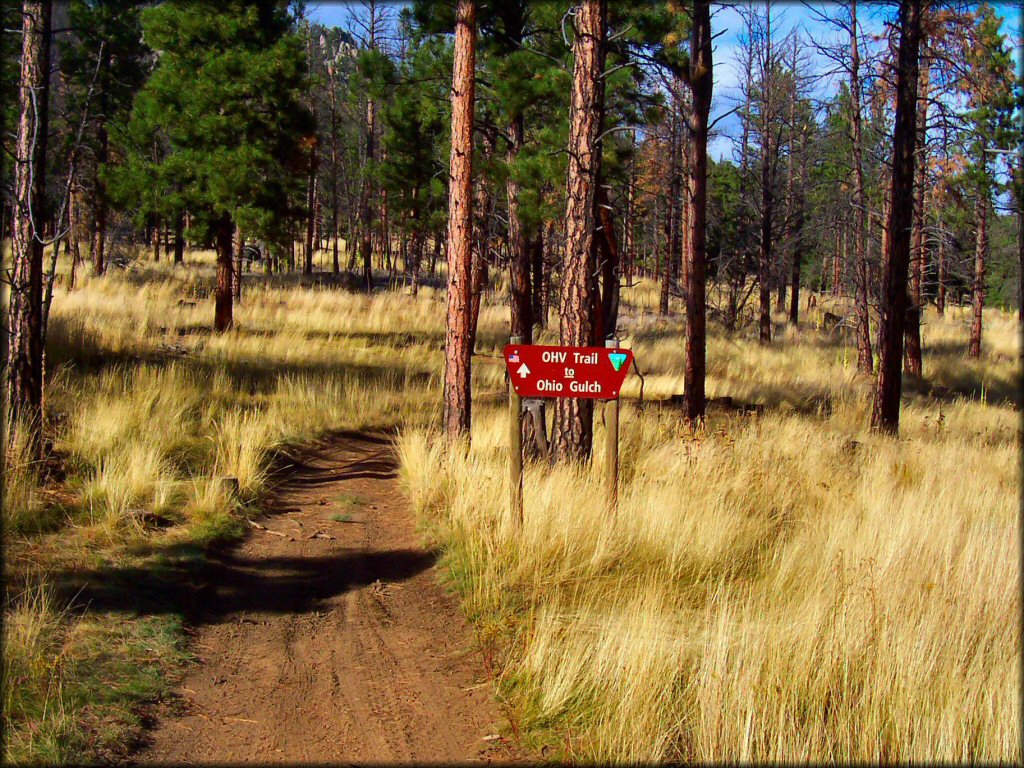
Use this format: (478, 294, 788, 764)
(2, 585, 77, 764)
(2, 422, 49, 534)
(400, 298, 1020, 763)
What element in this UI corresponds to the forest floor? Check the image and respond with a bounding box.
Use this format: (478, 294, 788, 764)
(136, 431, 519, 764)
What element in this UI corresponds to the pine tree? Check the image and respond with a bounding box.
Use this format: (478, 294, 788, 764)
(554, 0, 607, 461)
(6, 0, 52, 458)
(109, 0, 312, 331)
(442, 0, 477, 441)
(871, 0, 924, 434)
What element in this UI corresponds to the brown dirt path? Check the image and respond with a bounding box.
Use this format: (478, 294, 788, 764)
(136, 432, 520, 764)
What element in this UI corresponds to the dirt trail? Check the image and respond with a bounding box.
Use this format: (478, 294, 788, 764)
(137, 432, 519, 764)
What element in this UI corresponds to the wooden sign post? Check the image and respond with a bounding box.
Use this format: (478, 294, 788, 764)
(504, 337, 633, 524)
(605, 338, 620, 512)
(509, 336, 524, 525)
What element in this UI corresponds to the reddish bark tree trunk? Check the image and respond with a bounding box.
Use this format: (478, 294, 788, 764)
(234, 235, 245, 301)
(684, 0, 712, 427)
(554, 0, 606, 461)
(508, 115, 532, 343)
(442, 0, 476, 440)
(870, 0, 922, 434)
(214, 219, 235, 333)
(531, 229, 545, 329)
(360, 93, 376, 291)
(173, 212, 184, 264)
(6, 0, 51, 455)
(305, 145, 318, 275)
(92, 124, 108, 277)
(68, 170, 82, 289)
(152, 216, 161, 262)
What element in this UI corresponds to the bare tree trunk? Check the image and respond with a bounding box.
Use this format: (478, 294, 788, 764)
(969, 181, 988, 359)
(554, 0, 605, 461)
(68, 169, 82, 289)
(904, 62, 929, 377)
(173, 211, 184, 263)
(92, 124, 108, 276)
(850, 0, 873, 374)
(6, 0, 51, 456)
(214, 218, 235, 333)
(789, 104, 808, 326)
(531, 229, 545, 329)
(596, 184, 620, 337)
(442, 0, 476, 441)
(832, 221, 842, 296)
(151, 215, 161, 262)
(684, 0, 712, 427)
(870, 0, 922, 434)
(508, 115, 532, 343)
(757, 5, 775, 345)
(359, 99, 376, 291)
(661, 95, 683, 317)
(330, 73, 340, 275)
(758, 148, 773, 344)
(234, 234, 244, 301)
(305, 147, 317, 274)
(540, 219, 555, 328)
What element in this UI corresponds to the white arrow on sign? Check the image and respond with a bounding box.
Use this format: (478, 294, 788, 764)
(517, 363, 531, 378)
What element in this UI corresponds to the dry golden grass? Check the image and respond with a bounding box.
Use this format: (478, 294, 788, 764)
(401, 282, 1021, 763)
(2, 247, 1019, 763)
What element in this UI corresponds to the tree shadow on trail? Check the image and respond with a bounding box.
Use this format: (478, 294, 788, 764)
(54, 546, 438, 627)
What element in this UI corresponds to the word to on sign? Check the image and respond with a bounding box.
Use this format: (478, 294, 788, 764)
(503, 344, 634, 400)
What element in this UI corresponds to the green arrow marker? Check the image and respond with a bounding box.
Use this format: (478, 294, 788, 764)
(609, 352, 628, 371)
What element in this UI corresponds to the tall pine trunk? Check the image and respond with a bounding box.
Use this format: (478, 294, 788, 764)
(214, 219, 235, 333)
(173, 211, 184, 263)
(92, 122, 108, 276)
(68, 169, 82, 289)
(442, 0, 476, 440)
(359, 97, 376, 291)
(870, 0, 922, 434)
(304, 146, 317, 274)
(6, 0, 51, 457)
(555, 0, 605, 461)
(508, 114, 532, 343)
(684, 0, 712, 427)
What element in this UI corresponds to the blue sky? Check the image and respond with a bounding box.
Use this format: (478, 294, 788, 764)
(307, 2, 1023, 161)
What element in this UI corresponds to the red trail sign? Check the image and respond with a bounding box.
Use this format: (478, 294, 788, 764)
(503, 343, 633, 400)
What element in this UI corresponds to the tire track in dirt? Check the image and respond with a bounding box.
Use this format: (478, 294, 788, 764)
(135, 431, 519, 764)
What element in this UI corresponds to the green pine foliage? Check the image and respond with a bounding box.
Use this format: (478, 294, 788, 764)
(107, 0, 313, 247)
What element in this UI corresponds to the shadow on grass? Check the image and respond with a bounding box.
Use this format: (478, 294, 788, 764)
(45, 314, 435, 394)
